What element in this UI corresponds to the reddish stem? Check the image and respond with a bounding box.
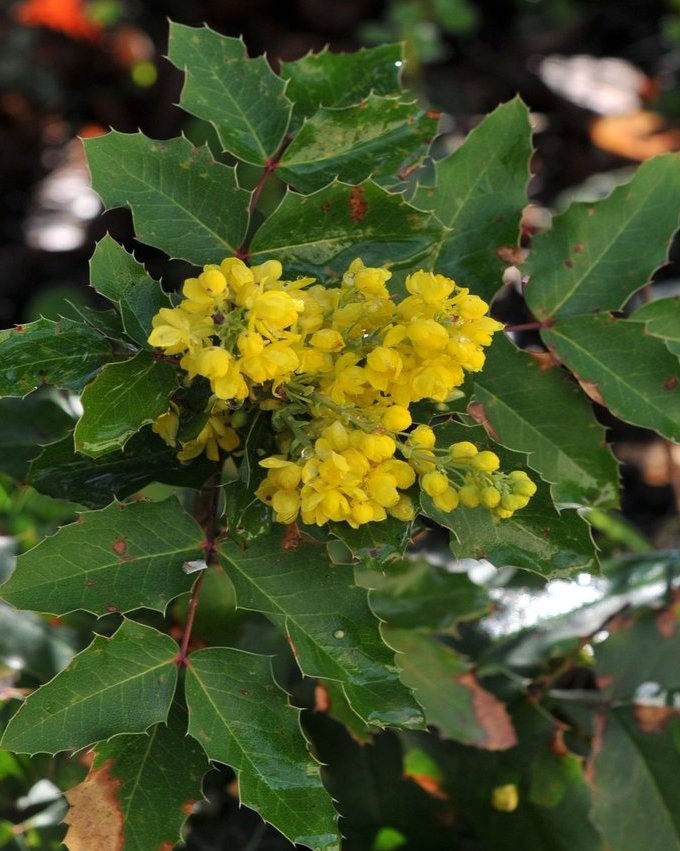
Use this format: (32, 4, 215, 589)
(504, 319, 553, 333)
(175, 571, 205, 667)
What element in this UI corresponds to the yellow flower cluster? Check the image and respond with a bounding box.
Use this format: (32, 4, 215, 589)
(148, 256, 537, 527)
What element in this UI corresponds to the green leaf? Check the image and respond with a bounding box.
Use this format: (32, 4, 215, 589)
(85, 132, 249, 264)
(81, 704, 209, 851)
(413, 98, 532, 303)
(447, 479, 597, 577)
(357, 558, 490, 631)
(329, 514, 412, 564)
(1, 498, 204, 616)
(472, 334, 619, 508)
(249, 180, 440, 278)
(280, 44, 403, 125)
(72, 304, 128, 342)
(0, 620, 178, 755)
(0, 391, 76, 479)
(185, 647, 339, 851)
(89, 235, 170, 347)
(590, 707, 680, 851)
(631, 296, 680, 356)
(167, 23, 291, 165)
(28, 429, 217, 509)
(387, 629, 517, 748)
(525, 155, 680, 320)
(74, 352, 178, 458)
(219, 531, 424, 728)
(542, 315, 680, 442)
(0, 318, 111, 398)
(277, 94, 438, 193)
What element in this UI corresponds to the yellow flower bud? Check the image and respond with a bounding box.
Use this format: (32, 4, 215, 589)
(501, 493, 530, 512)
(492, 784, 518, 813)
(381, 405, 412, 432)
(310, 328, 345, 352)
(480, 486, 501, 508)
(433, 487, 459, 512)
(406, 319, 449, 352)
(449, 441, 478, 461)
(197, 347, 231, 380)
(470, 451, 500, 473)
(459, 485, 481, 508)
(421, 470, 449, 497)
(409, 425, 436, 449)
(388, 494, 416, 521)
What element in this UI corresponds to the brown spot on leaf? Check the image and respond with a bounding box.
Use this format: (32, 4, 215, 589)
(85, 580, 95, 587)
(426, 110, 441, 120)
(576, 378, 605, 406)
(14, 324, 25, 333)
(314, 683, 331, 712)
(349, 186, 368, 222)
(286, 635, 299, 658)
(456, 672, 517, 750)
(528, 350, 559, 371)
(112, 538, 127, 556)
(180, 800, 197, 816)
(467, 402, 500, 442)
(656, 607, 677, 638)
(320, 201, 331, 213)
(634, 705, 680, 733)
(564, 259, 574, 268)
(496, 245, 525, 265)
(573, 242, 585, 253)
(159, 844, 174, 851)
(64, 761, 124, 851)
(663, 376, 678, 391)
(106, 605, 118, 613)
(282, 523, 301, 551)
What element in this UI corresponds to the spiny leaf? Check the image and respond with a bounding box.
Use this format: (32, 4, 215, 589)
(542, 315, 680, 442)
(1, 498, 204, 616)
(249, 180, 440, 279)
(631, 296, 680, 356)
(66, 704, 209, 851)
(89, 235, 170, 347)
(74, 351, 179, 458)
(168, 23, 291, 165)
(413, 98, 533, 303)
(85, 132, 249, 264)
(277, 94, 438, 193)
(219, 530, 424, 729)
(186, 647, 340, 851)
(280, 44, 404, 126)
(0, 620, 178, 755)
(525, 154, 680, 320)
(0, 318, 111, 398)
(472, 333, 620, 508)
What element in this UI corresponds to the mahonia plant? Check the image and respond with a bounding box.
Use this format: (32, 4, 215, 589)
(0, 19, 679, 851)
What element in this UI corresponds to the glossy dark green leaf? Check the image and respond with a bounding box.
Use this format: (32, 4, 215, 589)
(447, 478, 597, 577)
(0, 620, 178, 754)
(186, 647, 339, 850)
(631, 296, 680, 356)
(89, 235, 170, 347)
(542, 315, 680, 442)
(280, 44, 403, 125)
(329, 515, 412, 564)
(357, 558, 490, 631)
(1, 498, 204, 616)
(388, 628, 517, 748)
(219, 531, 424, 729)
(277, 95, 438, 192)
(0, 318, 111, 398)
(0, 391, 76, 479)
(472, 333, 619, 508)
(249, 180, 440, 278)
(85, 133, 249, 264)
(168, 23, 291, 165)
(525, 155, 680, 320)
(590, 707, 680, 851)
(28, 429, 217, 509)
(74, 352, 178, 458)
(413, 98, 532, 303)
(85, 704, 209, 851)
(72, 304, 128, 342)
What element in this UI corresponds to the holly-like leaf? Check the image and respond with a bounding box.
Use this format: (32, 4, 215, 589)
(542, 315, 680, 443)
(277, 95, 438, 193)
(0, 391, 76, 479)
(0, 620, 178, 755)
(65, 704, 208, 851)
(447, 479, 597, 577)
(85, 133, 249, 264)
(472, 334, 619, 508)
(329, 514, 412, 564)
(631, 296, 680, 356)
(219, 530, 424, 728)
(589, 707, 680, 851)
(357, 558, 490, 632)
(89, 235, 170, 347)
(0, 318, 111, 398)
(74, 351, 178, 458)
(413, 98, 533, 303)
(388, 629, 517, 748)
(185, 647, 339, 851)
(28, 429, 217, 509)
(72, 305, 128, 342)
(249, 180, 440, 278)
(280, 44, 403, 125)
(525, 155, 680, 320)
(1, 498, 204, 616)
(167, 23, 291, 165)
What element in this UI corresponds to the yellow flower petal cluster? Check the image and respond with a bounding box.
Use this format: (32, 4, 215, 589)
(148, 255, 536, 528)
